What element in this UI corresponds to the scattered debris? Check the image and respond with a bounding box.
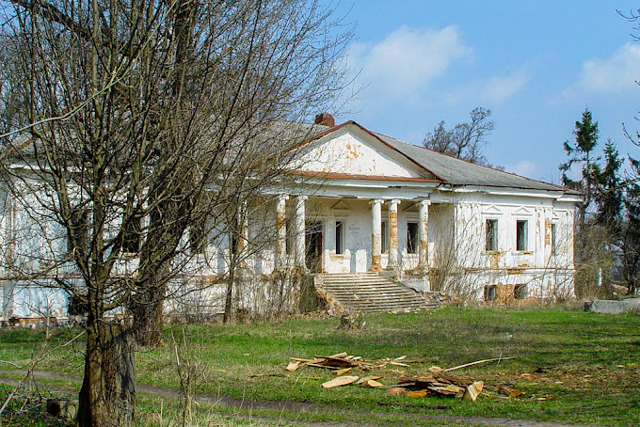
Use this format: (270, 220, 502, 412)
(356, 375, 383, 385)
(359, 379, 384, 388)
(334, 368, 352, 376)
(498, 385, 523, 397)
(287, 353, 376, 371)
(248, 373, 287, 378)
(286, 353, 515, 403)
(463, 381, 484, 401)
(322, 375, 359, 388)
(286, 361, 301, 372)
(444, 356, 515, 372)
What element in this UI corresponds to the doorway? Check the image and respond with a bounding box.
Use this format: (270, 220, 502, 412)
(305, 221, 323, 272)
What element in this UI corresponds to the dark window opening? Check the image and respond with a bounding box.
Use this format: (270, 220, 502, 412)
(484, 285, 496, 301)
(485, 219, 498, 251)
(551, 223, 557, 255)
(335, 220, 344, 255)
(514, 283, 527, 299)
(305, 221, 323, 272)
(516, 220, 528, 251)
(407, 222, 418, 254)
(381, 221, 388, 253)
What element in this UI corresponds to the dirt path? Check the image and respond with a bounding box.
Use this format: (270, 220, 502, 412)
(0, 370, 595, 427)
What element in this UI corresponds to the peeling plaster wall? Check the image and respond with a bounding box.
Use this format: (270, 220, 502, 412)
(292, 128, 423, 178)
(444, 194, 576, 299)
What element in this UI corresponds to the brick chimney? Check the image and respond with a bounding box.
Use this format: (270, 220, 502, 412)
(314, 113, 335, 127)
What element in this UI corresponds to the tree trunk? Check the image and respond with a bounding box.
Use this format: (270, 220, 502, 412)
(131, 282, 165, 347)
(223, 268, 235, 323)
(77, 316, 135, 427)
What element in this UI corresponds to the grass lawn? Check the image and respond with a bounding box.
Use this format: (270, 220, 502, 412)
(1, 305, 639, 426)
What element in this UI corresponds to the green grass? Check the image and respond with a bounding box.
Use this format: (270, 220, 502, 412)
(1, 306, 639, 426)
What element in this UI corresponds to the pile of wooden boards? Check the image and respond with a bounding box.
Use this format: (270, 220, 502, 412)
(286, 352, 377, 373)
(389, 370, 484, 401)
(285, 353, 493, 402)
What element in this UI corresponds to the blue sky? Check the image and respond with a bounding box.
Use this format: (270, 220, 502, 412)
(329, 1, 640, 183)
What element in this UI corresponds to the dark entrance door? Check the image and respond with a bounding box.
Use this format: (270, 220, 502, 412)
(305, 221, 323, 272)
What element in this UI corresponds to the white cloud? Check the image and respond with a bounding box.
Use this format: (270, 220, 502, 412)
(441, 67, 530, 107)
(480, 69, 530, 104)
(565, 43, 640, 97)
(347, 26, 473, 104)
(505, 160, 537, 177)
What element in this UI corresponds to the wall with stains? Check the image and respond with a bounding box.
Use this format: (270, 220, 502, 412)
(440, 194, 576, 300)
(291, 127, 424, 178)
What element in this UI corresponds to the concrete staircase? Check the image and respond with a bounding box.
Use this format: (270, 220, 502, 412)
(315, 273, 437, 313)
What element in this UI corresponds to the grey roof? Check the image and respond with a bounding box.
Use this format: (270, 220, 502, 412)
(374, 132, 579, 194)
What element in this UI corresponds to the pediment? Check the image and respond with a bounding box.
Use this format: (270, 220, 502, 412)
(482, 205, 503, 216)
(331, 200, 351, 213)
(512, 206, 533, 216)
(290, 126, 435, 180)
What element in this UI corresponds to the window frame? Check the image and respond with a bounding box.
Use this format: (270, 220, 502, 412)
(516, 219, 529, 252)
(381, 220, 388, 254)
(485, 218, 499, 252)
(407, 221, 418, 254)
(514, 283, 527, 299)
(335, 220, 344, 255)
(484, 285, 497, 301)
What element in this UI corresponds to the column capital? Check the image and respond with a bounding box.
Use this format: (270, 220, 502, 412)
(278, 194, 289, 201)
(418, 199, 431, 207)
(387, 199, 400, 209)
(296, 195, 308, 202)
(369, 198, 384, 206)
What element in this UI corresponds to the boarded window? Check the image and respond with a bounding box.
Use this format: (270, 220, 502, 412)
(551, 223, 557, 255)
(485, 219, 498, 251)
(516, 220, 528, 251)
(335, 220, 344, 255)
(484, 285, 496, 301)
(514, 284, 527, 299)
(407, 222, 418, 254)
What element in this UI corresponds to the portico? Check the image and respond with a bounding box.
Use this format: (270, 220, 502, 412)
(271, 194, 432, 275)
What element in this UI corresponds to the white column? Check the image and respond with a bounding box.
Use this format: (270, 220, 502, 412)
(370, 199, 383, 271)
(387, 199, 400, 269)
(294, 195, 307, 269)
(417, 199, 431, 271)
(275, 194, 289, 270)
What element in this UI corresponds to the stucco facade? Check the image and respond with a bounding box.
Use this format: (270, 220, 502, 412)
(0, 118, 580, 321)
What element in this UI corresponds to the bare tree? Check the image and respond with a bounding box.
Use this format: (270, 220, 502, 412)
(0, 1, 351, 425)
(423, 107, 495, 166)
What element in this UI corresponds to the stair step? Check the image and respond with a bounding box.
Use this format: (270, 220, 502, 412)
(315, 273, 437, 313)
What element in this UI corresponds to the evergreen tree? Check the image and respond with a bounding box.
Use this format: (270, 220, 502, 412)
(559, 108, 600, 229)
(591, 141, 623, 234)
(622, 157, 640, 294)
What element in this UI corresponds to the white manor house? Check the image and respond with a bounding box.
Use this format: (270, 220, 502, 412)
(1, 114, 581, 321)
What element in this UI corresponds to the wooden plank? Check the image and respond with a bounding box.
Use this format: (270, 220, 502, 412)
(322, 375, 359, 389)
